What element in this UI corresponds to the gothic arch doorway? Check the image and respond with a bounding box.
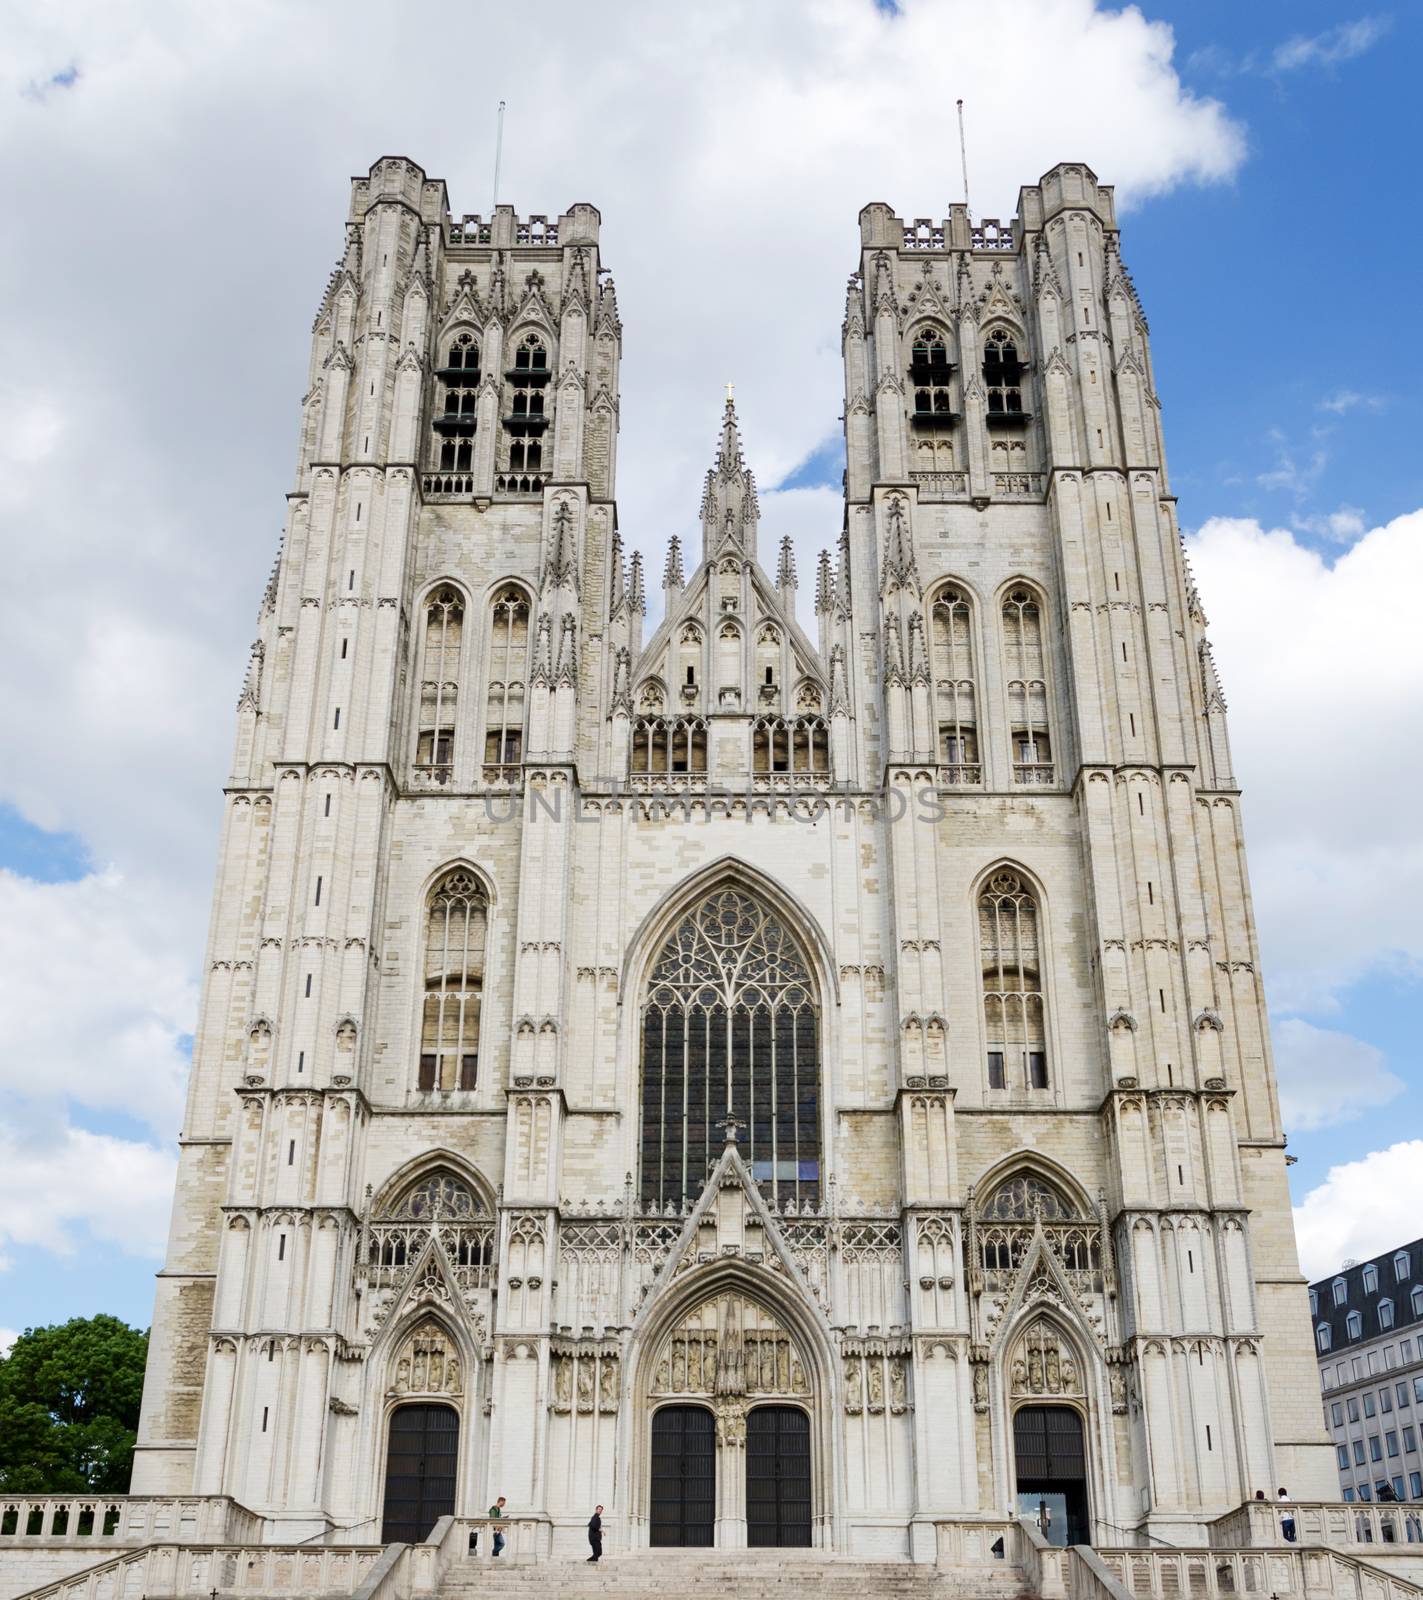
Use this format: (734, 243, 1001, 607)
(650, 1405, 716, 1547)
(746, 1406, 811, 1547)
(381, 1402, 459, 1543)
(1013, 1405, 1088, 1547)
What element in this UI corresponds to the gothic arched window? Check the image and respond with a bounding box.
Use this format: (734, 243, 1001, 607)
(415, 586, 463, 783)
(419, 870, 487, 1092)
(484, 585, 529, 775)
(910, 326, 954, 419)
(983, 329, 1025, 417)
(981, 1172, 1076, 1221)
(434, 332, 479, 473)
(641, 888, 820, 1211)
(979, 869, 1048, 1091)
(1002, 585, 1054, 784)
(514, 335, 547, 372)
(371, 1167, 495, 1283)
(930, 583, 979, 780)
(752, 717, 828, 776)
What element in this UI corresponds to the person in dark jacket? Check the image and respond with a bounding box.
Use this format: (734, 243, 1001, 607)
(587, 1505, 604, 1563)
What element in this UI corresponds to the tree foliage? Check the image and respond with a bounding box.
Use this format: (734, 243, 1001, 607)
(0, 1316, 149, 1491)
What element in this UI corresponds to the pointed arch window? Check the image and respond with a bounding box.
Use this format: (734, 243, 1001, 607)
(370, 1166, 495, 1287)
(433, 332, 479, 473)
(909, 326, 956, 428)
(1003, 585, 1054, 784)
(930, 584, 980, 782)
(419, 872, 487, 1093)
(979, 869, 1048, 1091)
(983, 329, 1027, 421)
(415, 587, 463, 784)
(503, 334, 550, 485)
(484, 586, 529, 776)
(974, 1170, 1099, 1280)
(641, 888, 821, 1211)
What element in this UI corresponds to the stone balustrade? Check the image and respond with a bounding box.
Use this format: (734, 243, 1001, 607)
(8, 1542, 381, 1600)
(1211, 1500, 1423, 1552)
(0, 1497, 258, 1548)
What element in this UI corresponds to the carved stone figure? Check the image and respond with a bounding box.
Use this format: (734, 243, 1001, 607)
(867, 1358, 885, 1412)
(553, 1355, 572, 1412)
(845, 1357, 863, 1414)
(889, 1359, 908, 1414)
(599, 1356, 618, 1412)
(576, 1358, 595, 1413)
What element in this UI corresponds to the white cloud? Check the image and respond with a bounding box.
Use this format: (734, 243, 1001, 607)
(0, 869, 195, 1140)
(1186, 510, 1423, 1012)
(1319, 390, 1386, 416)
(0, 1328, 18, 1358)
(1274, 1018, 1404, 1133)
(1293, 1141, 1423, 1281)
(1291, 505, 1366, 543)
(0, 1120, 175, 1264)
(1272, 18, 1390, 72)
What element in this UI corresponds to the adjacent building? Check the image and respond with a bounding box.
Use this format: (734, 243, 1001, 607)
(131, 155, 1336, 1556)
(1314, 1241, 1423, 1505)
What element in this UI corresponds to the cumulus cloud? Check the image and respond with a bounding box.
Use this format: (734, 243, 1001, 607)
(0, 869, 195, 1139)
(0, 1119, 175, 1264)
(0, 1329, 17, 1357)
(1319, 390, 1386, 416)
(1186, 510, 1423, 1012)
(1274, 1018, 1404, 1133)
(1294, 1142, 1423, 1281)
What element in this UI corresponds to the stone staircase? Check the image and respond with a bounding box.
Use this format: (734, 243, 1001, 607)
(439, 1550, 1030, 1600)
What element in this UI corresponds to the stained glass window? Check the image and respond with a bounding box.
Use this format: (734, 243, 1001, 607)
(641, 889, 820, 1210)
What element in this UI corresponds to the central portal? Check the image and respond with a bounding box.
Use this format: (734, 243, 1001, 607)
(650, 1404, 716, 1546)
(746, 1405, 812, 1547)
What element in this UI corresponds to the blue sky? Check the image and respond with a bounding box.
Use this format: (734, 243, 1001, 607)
(0, 0, 1419, 1346)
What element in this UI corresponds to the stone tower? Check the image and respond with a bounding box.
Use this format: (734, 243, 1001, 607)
(133, 157, 1334, 1555)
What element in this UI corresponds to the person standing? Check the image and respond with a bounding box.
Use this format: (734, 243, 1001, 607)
(489, 1495, 507, 1557)
(587, 1504, 604, 1563)
(1277, 1487, 1295, 1543)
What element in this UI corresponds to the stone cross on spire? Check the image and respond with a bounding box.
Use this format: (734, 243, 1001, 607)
(699, 393, 759, 563)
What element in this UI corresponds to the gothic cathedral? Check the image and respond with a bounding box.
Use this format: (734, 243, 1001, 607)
(133, 156, 1334, 1555)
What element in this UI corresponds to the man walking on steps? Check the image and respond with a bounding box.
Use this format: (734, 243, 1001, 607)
(489, 1495, 506, 1557)
(587, 1505, 604, 1563)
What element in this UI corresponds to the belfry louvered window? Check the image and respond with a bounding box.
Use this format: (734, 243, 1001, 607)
(419, 871, 486, 1092)
(433, 332, 479, 472)
(641, 889, 820, 1211)
(983, 329, 1027, 421)
(1003, 586, 1054, 784)
(504, 334, 549, 479)
(979, 869, 1048, 1092)
(415, 587, 463, 783)
(930, 584, 979, 781)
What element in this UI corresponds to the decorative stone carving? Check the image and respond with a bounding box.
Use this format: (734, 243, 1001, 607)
(389, 1320, 463, 1398)
(650, 1292, 809, 1401)
(1009, 1317, 1083, 1399)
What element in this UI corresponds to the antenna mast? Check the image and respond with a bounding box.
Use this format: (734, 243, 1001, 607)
(492, 100, 506, 211)
(956, 98, 971, 221)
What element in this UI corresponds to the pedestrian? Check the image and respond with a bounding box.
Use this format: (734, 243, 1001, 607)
(587, 1504, 604, 1563)
(489, 1495, 506, 1557)
(1254, 1490, 1266, 1501)
(1277, 1487, 1295, 1543)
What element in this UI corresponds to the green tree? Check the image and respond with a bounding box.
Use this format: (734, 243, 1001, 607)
(0, 1316, 149, 1491)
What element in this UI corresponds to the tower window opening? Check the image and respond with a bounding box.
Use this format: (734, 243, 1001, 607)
(631, 717, 708, 777)
(983, 330, 1025, 417)
(483, 586, 529, 772)
(910, 326, 955, 424)
(932, 584, 980, 780)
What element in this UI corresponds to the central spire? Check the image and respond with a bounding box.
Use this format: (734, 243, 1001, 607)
(700, 393, 759, 563)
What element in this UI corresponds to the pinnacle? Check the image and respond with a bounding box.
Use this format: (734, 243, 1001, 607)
(776, 534, 797, 592)
(815, 550, 834, 614)
(662, 535, 685, 591)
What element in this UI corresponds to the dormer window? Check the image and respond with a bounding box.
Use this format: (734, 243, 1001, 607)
(1347, 1310, 1362, 1340)
(1364, 1264, 1379, 1294)
(1334, 1278, 1348, 1306)
(1396, 1252, 1411, 1283)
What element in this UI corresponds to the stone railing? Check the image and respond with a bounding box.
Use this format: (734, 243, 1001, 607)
(1094, 1544, 1423, 1600)
(972, 220, 1015, 251)
(1017, 1517, 1069, 1599)
(1212, 1501, 1423, 1552)
(935, 763, 983, 788)
(421, 473, 476, 499)
(11, 1543, 382, 1600)
(993, 472, 1044, 496)
(910, 470, 968, 500)
(932, 1518, 1017, 1566)
(0, 1496, 259, 1547)
(1066, 1545, 1135, 1600)
(1013, 762, 1056, 786)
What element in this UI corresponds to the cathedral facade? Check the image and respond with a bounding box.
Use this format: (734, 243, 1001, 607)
(133, 156, 1334, 1555)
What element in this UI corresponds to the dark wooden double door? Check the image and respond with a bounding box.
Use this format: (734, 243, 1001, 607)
(650, 1403, 810, 1548)
(1014, 1405, 1090, 1547)
(381, 1403, 459, 1544)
